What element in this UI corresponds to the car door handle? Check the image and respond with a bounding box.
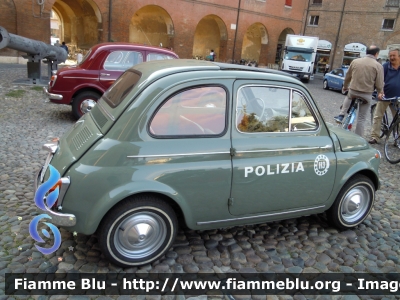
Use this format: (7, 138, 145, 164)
(320, 144, 332, 149)
(100, 73, 110, 76)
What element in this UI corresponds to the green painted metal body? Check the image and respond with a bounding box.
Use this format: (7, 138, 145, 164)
(47, 60, 380, 235)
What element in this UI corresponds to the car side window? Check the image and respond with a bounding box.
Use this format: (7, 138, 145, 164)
(237, 86, 290, 133)
(104, 51, 143, 71)
(291, 91, 318, 131)
(150, 86, 227, 137)
(147, 53, 176, 61)
(331, 69, 338, 75)
(337, 70, 344, 77)
(124, 51, 144, 68)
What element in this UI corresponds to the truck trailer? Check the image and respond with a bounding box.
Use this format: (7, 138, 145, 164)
(280, 35, 319, 83)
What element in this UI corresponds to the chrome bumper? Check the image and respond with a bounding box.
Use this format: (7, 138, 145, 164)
(43, 87, 63, 101)
(35, 153, 76, 227)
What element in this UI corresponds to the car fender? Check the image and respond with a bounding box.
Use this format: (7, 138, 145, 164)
(71, 83, 106, 101)
(62, 178, 191, 235)
(326, 152, 380, 209)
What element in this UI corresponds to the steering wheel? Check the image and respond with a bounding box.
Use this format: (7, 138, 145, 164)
(249, 97, 266, 121)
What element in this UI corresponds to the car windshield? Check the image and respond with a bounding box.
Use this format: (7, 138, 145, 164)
(102, 70, 141, 108)
(285, 51, 312, 62)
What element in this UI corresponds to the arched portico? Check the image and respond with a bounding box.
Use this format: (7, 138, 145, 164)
(129, 5, 175, 49)
(52, 0, 102, 49)
(192, 15, 228, 61)
(241, 22, 268, 63)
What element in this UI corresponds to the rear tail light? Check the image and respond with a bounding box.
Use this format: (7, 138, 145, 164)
(347, 124, 352, 130)
(49, 75, 58, 87)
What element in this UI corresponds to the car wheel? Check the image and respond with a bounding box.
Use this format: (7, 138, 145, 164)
(72, 91, 101, 119)
(98, 195, 178, 267)
(323, 80, 329, 90)
(327, 175, 374, 230)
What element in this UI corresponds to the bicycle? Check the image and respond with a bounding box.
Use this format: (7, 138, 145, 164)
(337, 97, 367, 131)
(382, 96, 400, 164)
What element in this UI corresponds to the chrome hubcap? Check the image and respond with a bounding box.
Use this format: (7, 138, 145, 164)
(114, 212, 167, 259)
(341, 186, 370, 223)
(80, 99, 97, 114)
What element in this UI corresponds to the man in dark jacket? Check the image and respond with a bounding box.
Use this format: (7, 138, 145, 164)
(369, 48, 400, 144)
(60, 42, 69, 54)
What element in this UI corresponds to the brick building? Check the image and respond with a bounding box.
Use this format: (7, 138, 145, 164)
(0, 0, 308, 66)
(304, 0, 400, 72)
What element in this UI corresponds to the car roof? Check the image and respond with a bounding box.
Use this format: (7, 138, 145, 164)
(89, 42, 179, 57)
(131, 59, 303, 85)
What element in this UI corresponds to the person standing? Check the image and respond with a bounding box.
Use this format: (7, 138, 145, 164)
(60, 41, 69, 54)
(210, 49, 215, 62)
(324, 63, 330, 75)
(76, 51, 83, 64)
(334, 45, 384, 137)
(369, 48, 400, 144)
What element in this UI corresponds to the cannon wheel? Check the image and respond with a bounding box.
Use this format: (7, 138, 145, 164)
(72, 91, 101, 119)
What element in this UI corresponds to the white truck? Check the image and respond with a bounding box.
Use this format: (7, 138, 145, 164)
(280, 35, 319, 83)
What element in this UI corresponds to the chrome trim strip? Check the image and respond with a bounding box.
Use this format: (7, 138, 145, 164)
(44, 206, 76, 227)
(96, 101, 115, 121)
(127, 151, 230, 158)
(43, 87, 63, 100)
(38, 152, 53, 183)
(197, 205, 325, 226)
(57, 177, 70, 210)
(35, 169, 76, 227)
(42, 142, 59, 154)
(63, 77, 97, 80)
(236, 145, 331, 153)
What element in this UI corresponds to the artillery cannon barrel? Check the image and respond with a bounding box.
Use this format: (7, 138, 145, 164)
(0, 26, 67, 62)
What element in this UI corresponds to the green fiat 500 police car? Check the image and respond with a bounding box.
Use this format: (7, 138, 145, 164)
(36, 59, 380, 267)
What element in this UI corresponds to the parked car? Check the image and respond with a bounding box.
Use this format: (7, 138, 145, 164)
(323, 67, 348, 94)
(36, 60, 380, 267)
(43, 43, 178, 119)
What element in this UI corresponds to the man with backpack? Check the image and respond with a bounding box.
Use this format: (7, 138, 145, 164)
(369, 48, 400, 144)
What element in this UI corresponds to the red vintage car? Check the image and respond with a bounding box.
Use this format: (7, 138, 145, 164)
(43, 43, 179, 119)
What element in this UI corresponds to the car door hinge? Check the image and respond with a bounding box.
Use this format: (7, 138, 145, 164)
(228, 198, 234, 206)
(230, 148, 236, 156)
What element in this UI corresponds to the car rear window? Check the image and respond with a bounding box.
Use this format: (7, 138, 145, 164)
(104, 51, 144, 71)
(147, 53, 176, 61)
(102, 70, 141, 108)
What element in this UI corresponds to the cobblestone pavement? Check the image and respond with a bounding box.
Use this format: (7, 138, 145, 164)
(0, 64, 400, 300)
